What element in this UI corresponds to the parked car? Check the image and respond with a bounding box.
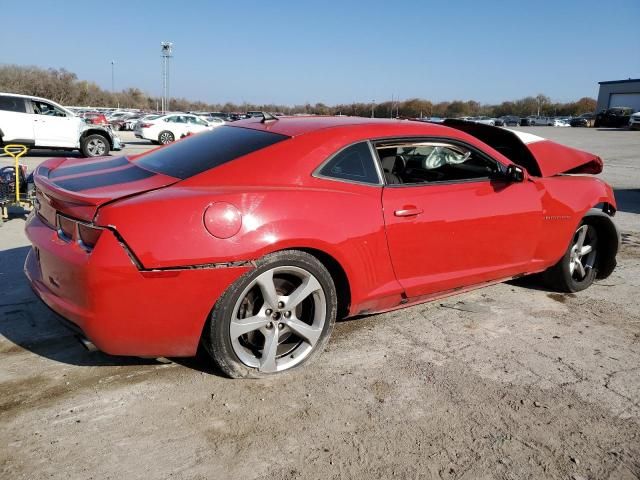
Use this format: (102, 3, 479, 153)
(24, 116, 619, 378)
(0, 92, 124, 157)
(629, 112, 640, 130)
(552, 118, 570, 127)
(205, 117, 226, 128)
(110, 112, 140, 131)
(470, 116, 497, 126)
(134, 113, 216, 144)
(115, 114, 148, 131)
(79, 111, 109, 126)
(570, 113, 596, 127)
(594, 107, 634, 128)
(498, 115, 520, 126)
(521, 116, 552, 126)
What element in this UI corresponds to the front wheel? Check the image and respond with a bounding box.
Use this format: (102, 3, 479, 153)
(543, 222, 598, 292)
(204, 250, 337, 378)
(80, 134, 109, 157)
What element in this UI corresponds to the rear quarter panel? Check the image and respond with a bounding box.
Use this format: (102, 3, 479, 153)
(95, 182, 402, 316)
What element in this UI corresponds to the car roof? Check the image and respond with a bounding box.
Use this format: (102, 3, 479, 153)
(0, 91, 58, 104)
(231, 115, 452, 137)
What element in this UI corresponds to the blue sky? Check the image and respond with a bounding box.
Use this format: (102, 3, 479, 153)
(2, 0, 638, 105)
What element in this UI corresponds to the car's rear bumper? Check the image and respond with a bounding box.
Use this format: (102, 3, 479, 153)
(24, 213, 250, 357)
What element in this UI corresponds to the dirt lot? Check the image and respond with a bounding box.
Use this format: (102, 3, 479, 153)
(1, 127, 640, 480)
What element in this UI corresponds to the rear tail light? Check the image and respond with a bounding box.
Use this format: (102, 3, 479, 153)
(55, 213, 104, 252)
(140, 123, 153, 128)
(78, 223, 103, 250)
(57, 215, 75, 241)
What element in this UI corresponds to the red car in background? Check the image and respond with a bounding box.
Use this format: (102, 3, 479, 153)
(79, 111, 109, 126)
(24, 117, 619, 378)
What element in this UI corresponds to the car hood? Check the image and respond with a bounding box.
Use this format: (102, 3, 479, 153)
(442, 120, 602, 177)
(507, 130, 603, 177)
(34, 155, 179, 222)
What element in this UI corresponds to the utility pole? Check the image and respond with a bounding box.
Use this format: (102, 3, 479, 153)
(371, 100, 375, 118)
(110, 60, 115, 93)
(161, 42, 173, 113)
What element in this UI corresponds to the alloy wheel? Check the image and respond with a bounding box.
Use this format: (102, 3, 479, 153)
(87, 138, 107, 156)
(569, 224, 597, 280)
(159, 132, 174, 144)
(230, 266, 326, 373)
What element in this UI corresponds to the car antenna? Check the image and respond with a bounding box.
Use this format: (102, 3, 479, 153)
(260, 112, 278, 123)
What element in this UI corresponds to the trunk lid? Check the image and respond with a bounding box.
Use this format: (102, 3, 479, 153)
(442, 119, 603, 177)
(34, 155, 179, 223)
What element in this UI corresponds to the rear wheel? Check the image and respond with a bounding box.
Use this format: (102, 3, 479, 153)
(158, 131, 174, 145)
(204, 250, 337, 378)
(544, 222, 598, 292)
(80, 134, 109, 157)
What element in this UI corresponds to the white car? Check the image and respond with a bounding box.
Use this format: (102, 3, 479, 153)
(552, 118, 570, 127)
(135, 113, 217, 145)
(629, 112, 640, 130)
(470, 116, 497, 126)
(205, 117, 226, 128)
(0, 92, 124, 157)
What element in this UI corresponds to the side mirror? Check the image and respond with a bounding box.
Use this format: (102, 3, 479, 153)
(506, 164, 525, 182)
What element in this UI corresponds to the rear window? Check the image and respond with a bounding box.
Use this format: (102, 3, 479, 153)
(134, 126, 288, 179)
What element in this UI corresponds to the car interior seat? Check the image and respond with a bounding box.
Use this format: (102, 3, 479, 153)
(381, 156, 404, 184)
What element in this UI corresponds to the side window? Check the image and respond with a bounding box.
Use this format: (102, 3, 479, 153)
(0, 95, 27, 113)
(187, 116, 207, 126)
(317, 142, 380, 185)
(32, 100, 67, 117)
(165, 116, 179, 123)
(376, 141, 500, 185)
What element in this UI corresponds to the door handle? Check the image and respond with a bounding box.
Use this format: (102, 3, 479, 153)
(394, 207, 423, 217)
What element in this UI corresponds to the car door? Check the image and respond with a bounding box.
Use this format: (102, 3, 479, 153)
(0, 95, 35, 143)
(31, 99, 80, 147)
(163, 115, 188, 137)
(378, 138, 543, 299)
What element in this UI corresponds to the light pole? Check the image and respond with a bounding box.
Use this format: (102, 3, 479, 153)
(110, 60, 115, 93)
(371, 100, 375, 118)
(160, 42, 173, 113)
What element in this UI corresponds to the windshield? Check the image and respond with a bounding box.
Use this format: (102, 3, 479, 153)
(134, 126, 289, 179)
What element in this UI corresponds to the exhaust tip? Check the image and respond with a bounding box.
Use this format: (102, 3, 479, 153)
(77, 335, 98, 352)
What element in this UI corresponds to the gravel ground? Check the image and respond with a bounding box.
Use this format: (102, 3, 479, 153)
(1, 127, 639, 480)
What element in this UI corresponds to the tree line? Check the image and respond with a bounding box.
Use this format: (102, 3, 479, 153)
(0, 64, 596, 117)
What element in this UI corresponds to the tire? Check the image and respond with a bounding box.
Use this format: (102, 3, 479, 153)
(158, 130, 175, 145)
(203, 250, 338, 378)
(543, 221, 599, 292)
(80, 134, 109, 157)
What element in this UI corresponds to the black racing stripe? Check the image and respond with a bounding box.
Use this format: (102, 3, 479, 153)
(49, 157, 129, 179)
(53, 165, 155, 192)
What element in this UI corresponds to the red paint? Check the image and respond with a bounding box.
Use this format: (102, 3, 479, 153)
(25, 118, 617, 357)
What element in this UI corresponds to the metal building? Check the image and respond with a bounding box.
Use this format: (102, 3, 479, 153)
(596, 78, 640, 112)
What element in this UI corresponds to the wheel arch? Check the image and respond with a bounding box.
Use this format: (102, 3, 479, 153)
(294, 247, 351, 320)
(583, 207, 620, 279)
(81, 129, 113, 149)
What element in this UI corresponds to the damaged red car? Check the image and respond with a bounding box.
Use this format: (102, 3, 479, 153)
(24, 116, 620, 378)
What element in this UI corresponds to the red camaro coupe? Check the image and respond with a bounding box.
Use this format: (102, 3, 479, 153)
(24, 116, 620, 378)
